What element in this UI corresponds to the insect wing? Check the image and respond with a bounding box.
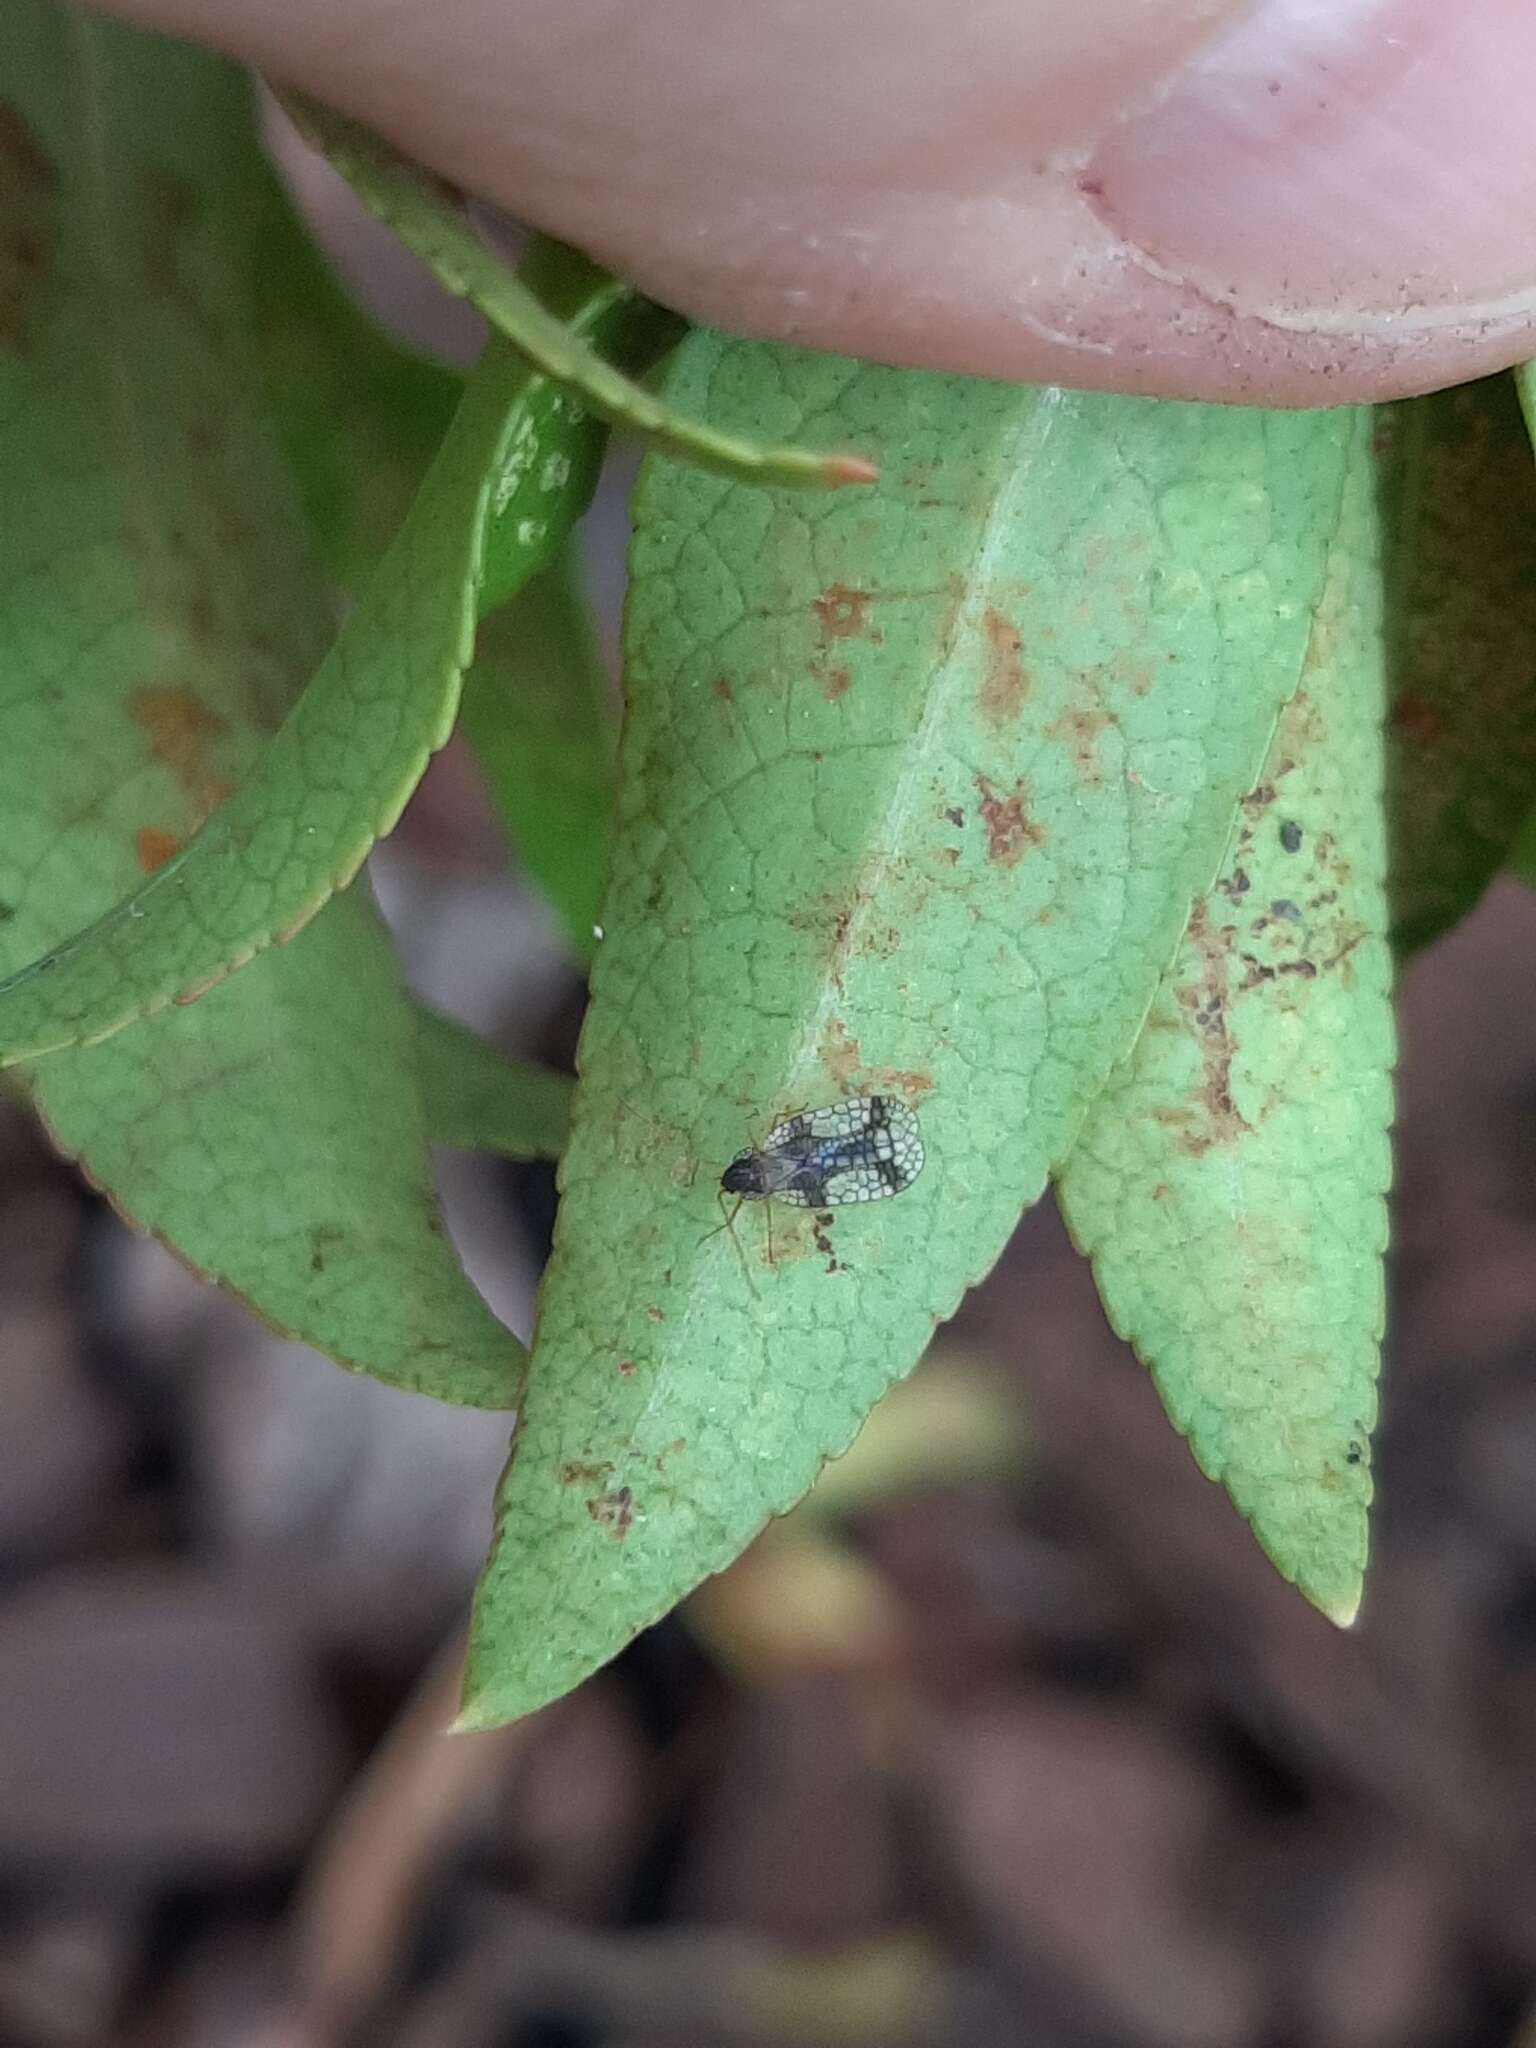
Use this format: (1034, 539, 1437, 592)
(763, 1095, 925, 1208)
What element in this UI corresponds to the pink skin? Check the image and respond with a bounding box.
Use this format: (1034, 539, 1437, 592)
(87, 0, 1536, 403)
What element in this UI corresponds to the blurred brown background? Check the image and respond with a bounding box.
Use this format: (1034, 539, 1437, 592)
(1, 134, 1535, 2048)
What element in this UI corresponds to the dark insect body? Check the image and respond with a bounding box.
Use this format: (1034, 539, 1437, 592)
(720, 1094, 925, 1210)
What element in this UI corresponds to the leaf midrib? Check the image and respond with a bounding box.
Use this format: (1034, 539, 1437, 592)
(784, 389, 1065, 1106)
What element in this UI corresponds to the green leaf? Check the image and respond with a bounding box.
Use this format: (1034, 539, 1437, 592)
(417, 1004, 571, 1160)
(467, 236, 662, 619)
(1056, 415, 1392, 1624)
(0, 2, 520, 1407)
(251, 140, 461, 586)
(460, 335, 1357, 1728)
(279, 90, 879, 494)
(0, 207, 694, 1064)
(459, 549, 617, 957)
(38, 906, 524, 1406)
(0, 330, 573, 1064)
(1511, 806, 1536, 887)
(252, 196, 632, 954)
(251, 184, 634, 953)
(1380, 374, 1536, 954)
(252, 149, 653, 624)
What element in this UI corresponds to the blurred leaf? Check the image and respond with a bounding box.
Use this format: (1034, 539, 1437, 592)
(281, 89, 878, 493)
(788, 1348, 1027, 1521)
(252, 158, 625, 612)
(417, 1004, 571, 1160)
(0, 205, 694, 1063)
(0, 324, 595, 1064)
(461, 335, 1357, 1727)
(1381, 374, 1536, 953)
(1511, 807, 1536, 886)
(0, 2, 520, 1404)
(460, 549, 617, 957)
(41, 909, 523, 1405)
(251, 142, 460, 585)
(469, 237, 676, 619)
(1057, 416, 1392, 1624)
(251, 188, 633, 952)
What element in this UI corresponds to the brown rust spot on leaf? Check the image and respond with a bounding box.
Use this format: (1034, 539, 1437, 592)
(799, 872, 901, 996)
(139, 166, 209, 317)
(1046, 698, 1113, 785)
(1236, 925, 1366, 997)
(0, 104, 54, 189)
(975, 775, 1045, 867)
(0, 104, 57, 353)
(212, 501, 255, 551)
(979, 608, 1028, 727)
(1118, 654, 1157, 698)
(1171, 901, 1250, 1156)
(126, 684, 231, 814)
(813, 584, 875, 641)
(587, 1485, 635, 1539)
(711, 674, 734, 704)
(185, 590, 219, 649)
(135, 826, 183, 874)
(867, 1065, 934, 1098)
(811, 1215, 844, 1273)
(815, 662, 853, 702)
(1389, 693, 1442, 747)
(149, 166, 199, 233)
(821, 1017, 863, 1091)
(561, 1459, 614, 1487)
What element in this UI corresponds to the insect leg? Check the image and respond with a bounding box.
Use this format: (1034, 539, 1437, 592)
(696, 1191, 741, 1249)
(697, 1193, 761, 1297)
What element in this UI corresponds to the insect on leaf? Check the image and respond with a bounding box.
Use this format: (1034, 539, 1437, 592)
(721, 1095, 924, 1207)
(461, 334, 1359, 1728)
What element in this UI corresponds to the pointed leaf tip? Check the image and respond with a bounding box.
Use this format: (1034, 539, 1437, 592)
(463, 337, 1364, 1726)
(1058, 411, 1390, 1621)
(823, 453, 879, 486)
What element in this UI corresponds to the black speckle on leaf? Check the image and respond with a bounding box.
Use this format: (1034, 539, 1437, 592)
(1279, 820, 1302, 853)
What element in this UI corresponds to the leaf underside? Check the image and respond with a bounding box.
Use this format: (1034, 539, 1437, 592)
(0, 337, 539, 1063)
(1380, 374, 1536, 953)
(0, 2, 519, 1404)
(462, 334, 1357, 1727)
(280, 89, 875, 494)
(1057, 413, 1393, 1625)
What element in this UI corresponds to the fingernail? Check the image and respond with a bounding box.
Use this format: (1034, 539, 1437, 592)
(1085, 0, 1536, 325)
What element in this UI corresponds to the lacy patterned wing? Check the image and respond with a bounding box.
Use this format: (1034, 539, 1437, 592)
(726, 1095, 925, 1208)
